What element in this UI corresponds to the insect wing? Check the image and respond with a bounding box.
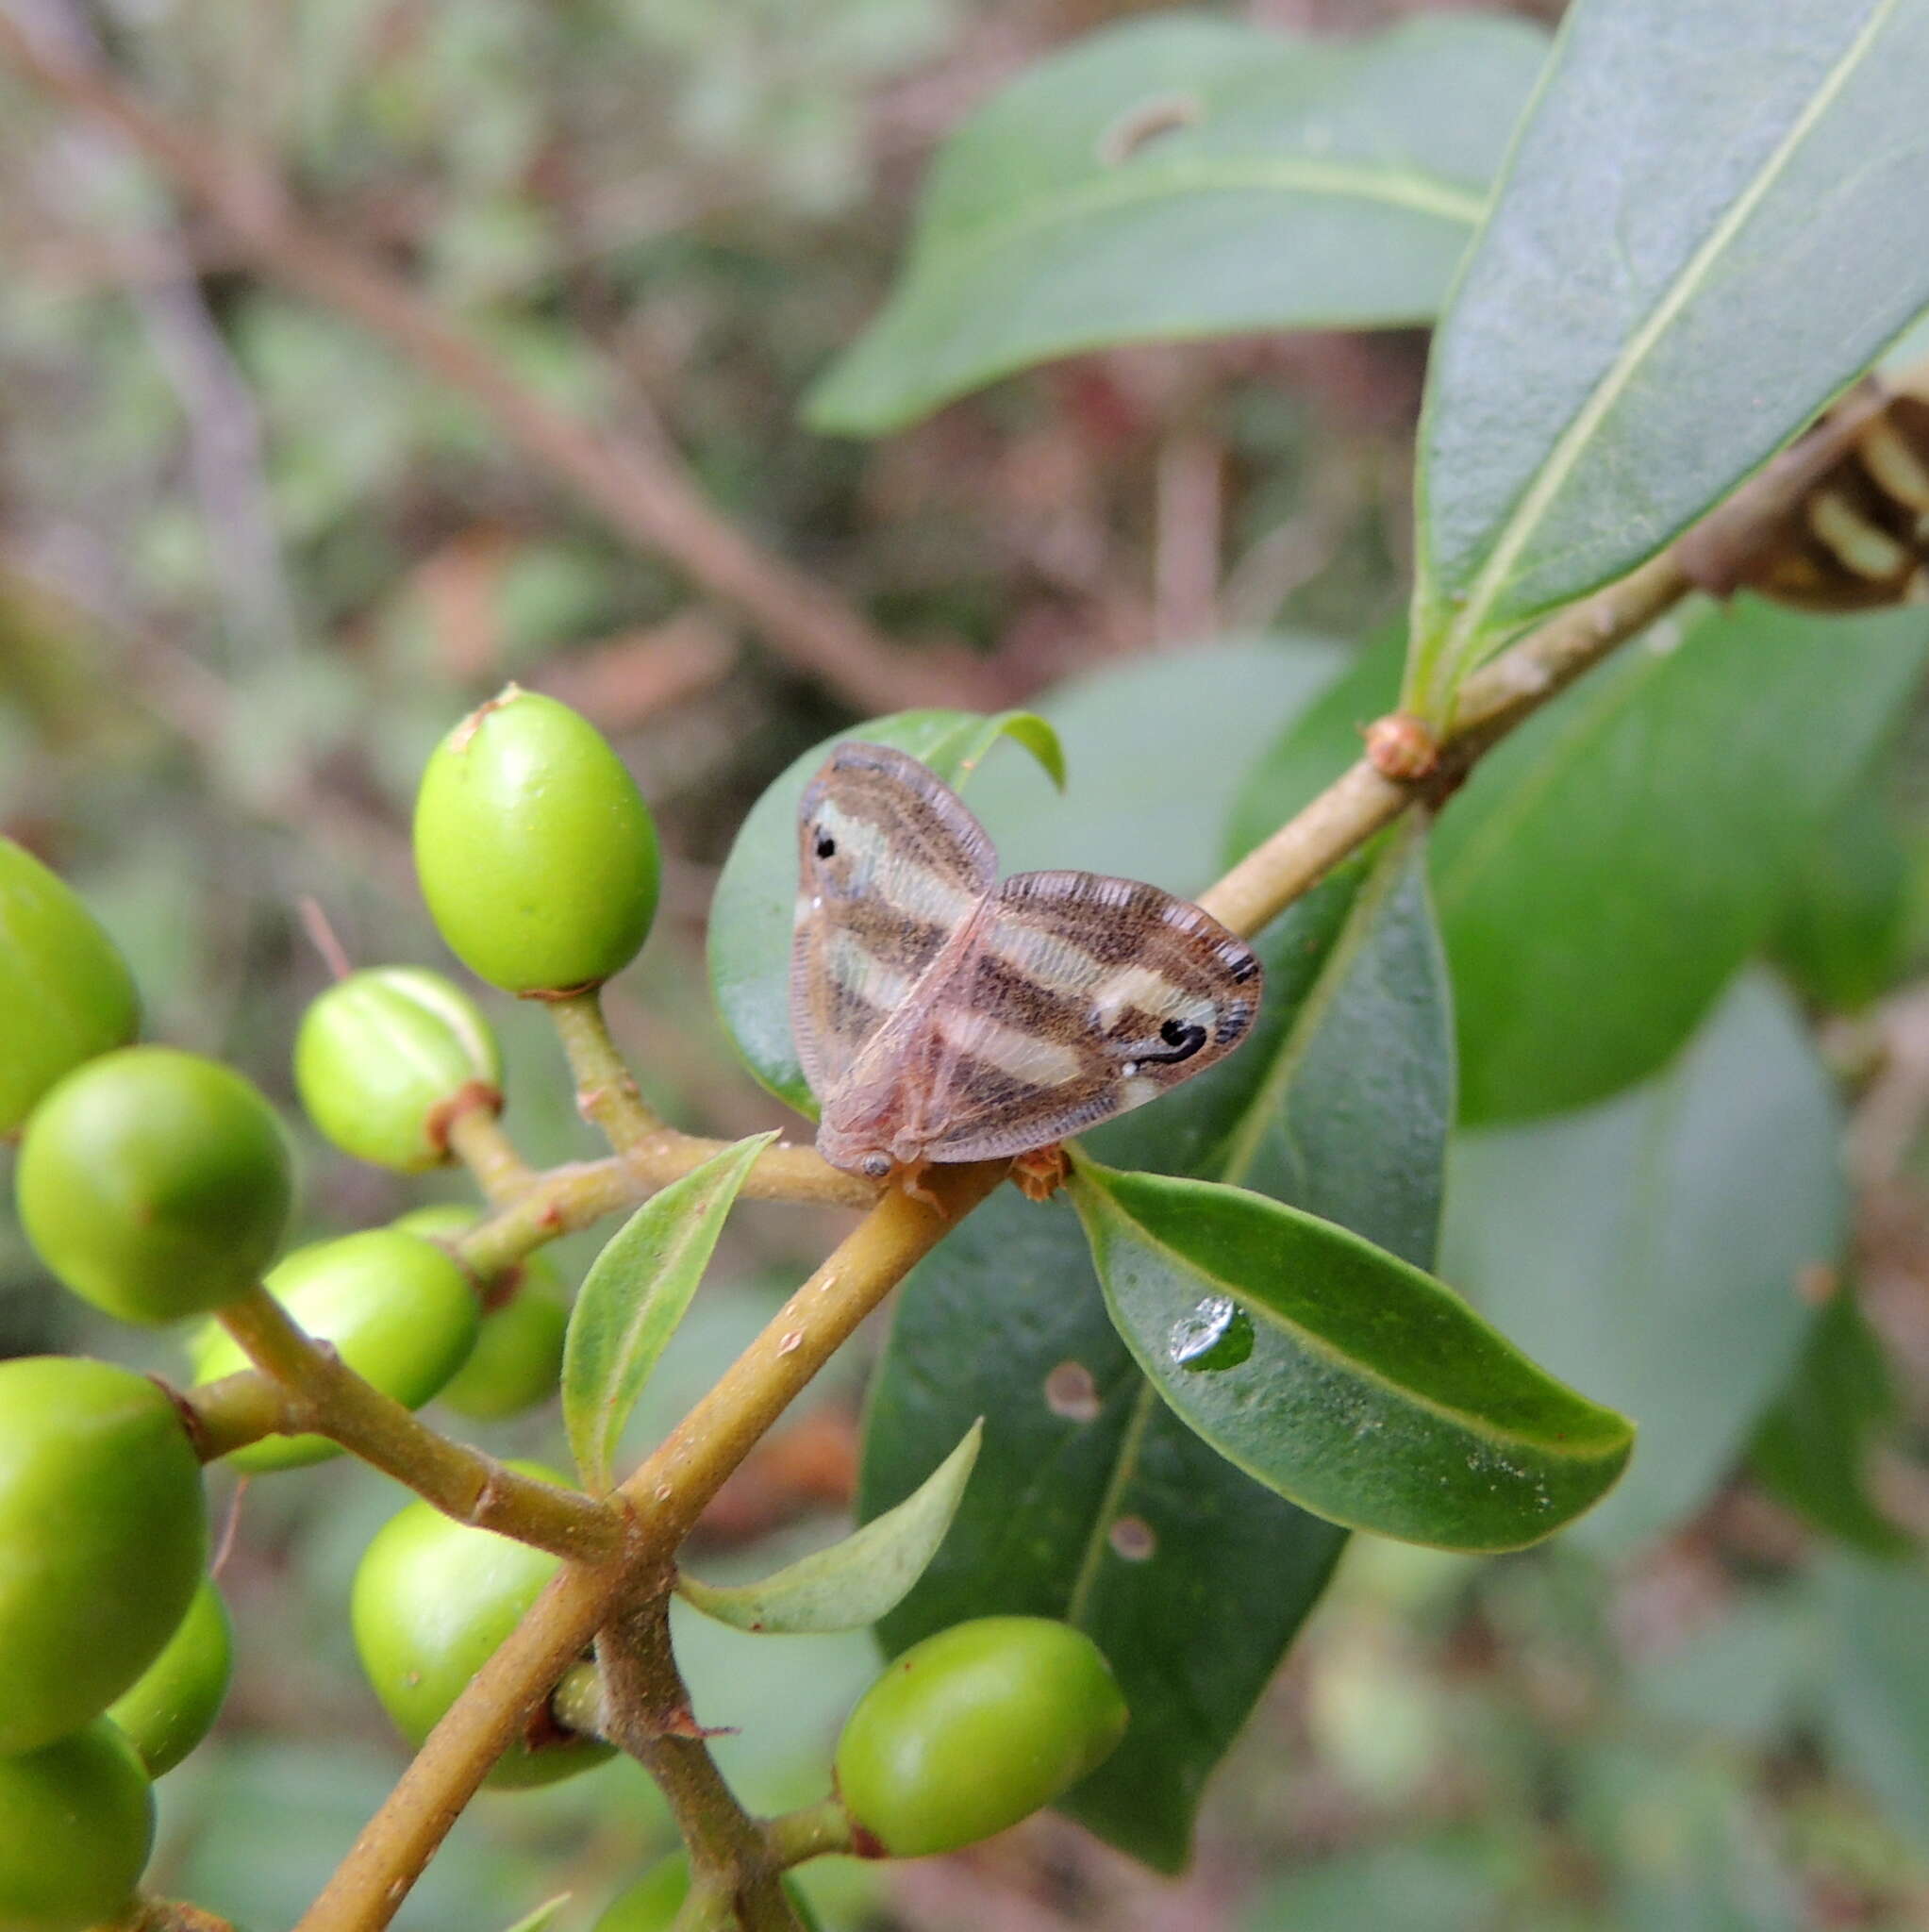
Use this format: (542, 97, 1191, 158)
(915, 869, 1263, 1161)
(790, 741, 995, 1103)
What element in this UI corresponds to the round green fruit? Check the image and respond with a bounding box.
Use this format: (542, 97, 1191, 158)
(395, 1206, 568, 1421)
(438, 1280, 567, 1420)
(351, 1463, 613, 1789)
(593, 1854, 818, 1932)
(0, 837, 140, 1138)
(107, 1578, 233, 1777)
(294, 966, 502, 1172)
(0, 1357, 208, 1756)
(834, 1617, 1127, 1858)
(412, 685, 660, 994)
(191, 1229, 480, 1472)
(0, 1718, 155, 1932)
(17, 1046, 293, 1324)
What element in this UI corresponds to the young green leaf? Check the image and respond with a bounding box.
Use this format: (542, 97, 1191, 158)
(1072, 1158, 1634, 1552)
(1443, 974, 1845, 1554)
(1407, 0, 1929, 712)
(1751, 1288, 1910, 1558)
(499, 1899, 571, 1932)
(861, 821, 1454, 1867)
(679, 1421, 981, 1635)
(561, 1132, 775, 1491)
(707, 709, 1062, 1112)
(806, 12, 1547, 434)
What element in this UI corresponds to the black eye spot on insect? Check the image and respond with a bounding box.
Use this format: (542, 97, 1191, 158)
(815, 832, 837, 860)
(1141, 1018, 1207, 1066)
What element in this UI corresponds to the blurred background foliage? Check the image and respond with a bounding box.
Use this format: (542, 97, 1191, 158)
(6, 0, 1929, 1927)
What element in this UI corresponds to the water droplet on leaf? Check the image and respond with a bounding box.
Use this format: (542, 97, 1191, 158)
(1167, 1293, 1253, 1372)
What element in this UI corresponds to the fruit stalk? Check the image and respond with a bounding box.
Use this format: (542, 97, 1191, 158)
(545, 987, 666, 1153)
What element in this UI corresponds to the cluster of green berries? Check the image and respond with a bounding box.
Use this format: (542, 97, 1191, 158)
(0, 690, 1125, 1927)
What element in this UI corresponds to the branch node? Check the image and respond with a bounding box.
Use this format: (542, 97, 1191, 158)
(1362, 712, 1440, 782)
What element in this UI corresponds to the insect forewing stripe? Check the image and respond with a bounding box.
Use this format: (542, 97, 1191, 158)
(814, 798, 978, 927)
(930, 1006, 1087, 1091)
(826, 929, 915, 1011)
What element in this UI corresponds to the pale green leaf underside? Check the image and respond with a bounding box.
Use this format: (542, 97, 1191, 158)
(1410, 0, 1929, 707)
(807, 10, 1548, 434)
(560, 1132, 775, 1491)
(1073, 1159, 1633, 1552)
(679, 1421, 981, 1634)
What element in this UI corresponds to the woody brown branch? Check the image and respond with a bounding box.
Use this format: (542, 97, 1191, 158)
(0, 15, 985, 718)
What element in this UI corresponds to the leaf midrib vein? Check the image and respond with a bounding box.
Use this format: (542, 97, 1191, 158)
(1093, 1184, 1621, 1462)
(913, 154, 1487, 292)
(1435, 0, 1902, 658)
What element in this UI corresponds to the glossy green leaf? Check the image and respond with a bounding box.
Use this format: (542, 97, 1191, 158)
(1751, 1289, 1910, 1558)
(1432, 598, 1928, 1122)
(707, 709, 1063, 1114)
(807, 12, 1547, 434)
(1407, 0, 1929, 710)
(859, 821, 1451, 1869)
(560, 1132, 774, 1491)
(1442, 974, 1844, 1555)
(1073, 1158, 1633, 1553)
(1769, 761, 1911, 1014)
(678, 1421, 980, 1634)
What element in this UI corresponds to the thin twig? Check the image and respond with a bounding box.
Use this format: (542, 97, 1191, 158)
(442, 1105, 537, 1204)
(0, 13, 984, 716)
(596, 1589, 805, 1932)
(216, 1285, 624, 1562)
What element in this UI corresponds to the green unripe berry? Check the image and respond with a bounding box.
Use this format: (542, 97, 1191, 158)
(16, 1046, 293, 1324)
(439, 1279, 568, 1420)
(834, 1617, 1127, 1858)
(107, 1579, 234, 1777)
(0, 1357, 208, 1756)
(592, 1854, 819, 1932)
(395, 1206, 568, 1420)
(0, 1719, 155, 1932)
(0, 837, 139, 1137)
(190, 1229, 480, 1472)
(295, 966, 502, 1172)
(412, 685, 659, 994)
(350, 1463, 614, 1789)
